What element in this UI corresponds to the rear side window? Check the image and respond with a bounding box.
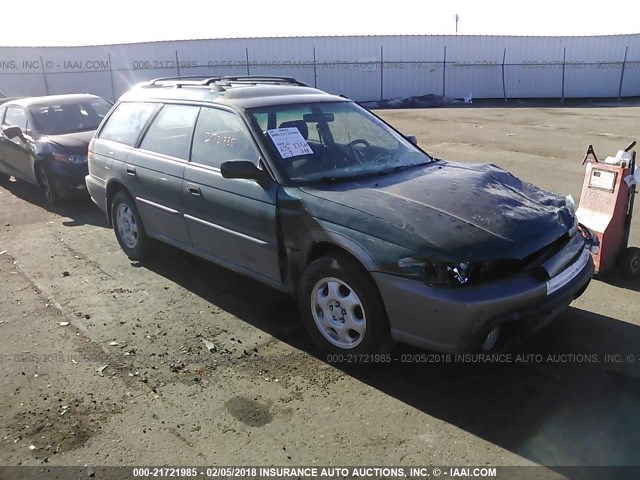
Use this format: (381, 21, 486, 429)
(191, 107, 259, 168)
(98, 102, 157, 146)
(139, 104, 200, 160)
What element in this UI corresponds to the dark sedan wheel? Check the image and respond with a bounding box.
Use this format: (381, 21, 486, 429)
(111, 190, 150, 260)
(36, 164, 60, 206)
(298, 252, 391, 355)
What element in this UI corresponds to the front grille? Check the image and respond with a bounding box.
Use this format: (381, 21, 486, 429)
(474, 233, 571, 284)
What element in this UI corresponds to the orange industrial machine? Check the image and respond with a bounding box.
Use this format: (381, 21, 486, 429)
(576, 141, 639, 278)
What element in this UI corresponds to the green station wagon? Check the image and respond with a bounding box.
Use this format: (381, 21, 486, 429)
(86, 76, 596, 355)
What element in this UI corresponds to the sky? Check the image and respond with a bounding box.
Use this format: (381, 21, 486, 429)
(1, 0, 639, 46)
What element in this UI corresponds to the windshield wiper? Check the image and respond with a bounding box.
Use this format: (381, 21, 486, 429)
(317, 163, 428, 184)
(317, 174, 371, 183)
(371, 163, 429, 177)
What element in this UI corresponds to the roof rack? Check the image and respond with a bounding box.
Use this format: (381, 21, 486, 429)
(144, 75, 309, 89)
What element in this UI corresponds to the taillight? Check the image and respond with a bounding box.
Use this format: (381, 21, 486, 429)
(87, 138, 95, 161)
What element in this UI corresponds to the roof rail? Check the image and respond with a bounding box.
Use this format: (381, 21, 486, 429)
(144, 75, 308, 89)
(208, 76, 309, 87)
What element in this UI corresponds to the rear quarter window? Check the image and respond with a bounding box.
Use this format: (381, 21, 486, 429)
(98, 102, 157, 146)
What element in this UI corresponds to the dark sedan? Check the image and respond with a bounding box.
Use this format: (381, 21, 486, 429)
(0, 94, 112, 205)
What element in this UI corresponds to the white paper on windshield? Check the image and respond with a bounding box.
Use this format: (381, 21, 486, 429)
(267, 128, 313, 159)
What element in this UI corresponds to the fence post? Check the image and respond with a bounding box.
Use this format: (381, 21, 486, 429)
(561, 47, 566, 102)
(618, 46, 628, 101)
(313, 47, 318, 88)
(502, 48, 507, 101)
(39, 56, 50, 95)
(442, 46, 447, 97)
(108, 54, 116, 102)
(380, 46, 384, 101)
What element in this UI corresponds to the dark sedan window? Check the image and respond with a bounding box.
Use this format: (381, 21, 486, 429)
(29, 98, 112, 135)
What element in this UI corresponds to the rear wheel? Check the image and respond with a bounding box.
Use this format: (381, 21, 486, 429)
(36, 164, 60, 206)
(620, 247, 640, 279)
(111, 190, 150, 260)
(298, 252, 391, 355)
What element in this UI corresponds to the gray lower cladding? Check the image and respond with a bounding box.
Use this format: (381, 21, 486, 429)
(374, 249, 594, 353)
(85, 174, 108, 212)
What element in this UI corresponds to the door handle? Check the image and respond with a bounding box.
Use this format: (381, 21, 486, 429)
(126, 165, 136, 176)
(187, 183, 201, 196)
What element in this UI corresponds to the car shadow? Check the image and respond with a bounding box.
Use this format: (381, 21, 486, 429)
(593, 271, 640, 293)
(0, 177, 108, 228)
(139, 242, 640, 475)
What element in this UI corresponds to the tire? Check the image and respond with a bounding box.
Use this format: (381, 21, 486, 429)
(110, 190, 150, 260)
(298, 252, 391, 355)
(36, 164, 60, 206)
(620, 247, 640, 279)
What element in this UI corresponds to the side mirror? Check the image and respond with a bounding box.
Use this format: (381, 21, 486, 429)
(220, 160, 266, 182)
(3, 125, 23, 140)
(406, 135, 418, 146)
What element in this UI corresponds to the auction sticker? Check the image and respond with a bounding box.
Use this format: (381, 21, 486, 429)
(267, 127, 313, 158)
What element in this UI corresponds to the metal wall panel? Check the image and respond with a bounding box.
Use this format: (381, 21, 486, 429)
(1, 34, 639, 102)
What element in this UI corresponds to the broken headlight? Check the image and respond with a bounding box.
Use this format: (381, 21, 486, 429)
(565, 194, 579, 237)
(397, 257, 523, 286)
(397, 257, 476, 286)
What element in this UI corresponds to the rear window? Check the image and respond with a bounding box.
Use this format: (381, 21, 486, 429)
(98, 102, 157, 146)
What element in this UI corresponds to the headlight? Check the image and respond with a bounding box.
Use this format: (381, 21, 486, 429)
(565, 194, 576, 214)
(398, 257, 476, 286)
(398, 257, 521, 286)
(565, 194, 579, 236)
(52, 153, 87, 165)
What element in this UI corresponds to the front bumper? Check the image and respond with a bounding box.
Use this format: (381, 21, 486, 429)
(49, 161, 88, 197)
(373, 246, 594, 353)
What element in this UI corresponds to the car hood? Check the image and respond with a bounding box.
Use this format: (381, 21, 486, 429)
(297, 161, 575, 261)
(44, 130, 94, 154)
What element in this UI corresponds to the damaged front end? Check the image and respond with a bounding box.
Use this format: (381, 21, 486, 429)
(287, 160, 596, 352)
(397, 221, 599, 288)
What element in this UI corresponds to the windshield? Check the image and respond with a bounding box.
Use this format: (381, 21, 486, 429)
(28, 98, 112, 135)
(248, 101, 432, 183)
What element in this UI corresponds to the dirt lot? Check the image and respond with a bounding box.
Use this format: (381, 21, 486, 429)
(0, 103, 639, 475)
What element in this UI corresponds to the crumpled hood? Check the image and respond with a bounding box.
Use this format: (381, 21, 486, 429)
(43, 130, 94, 154)
(298, 161, 575, 261)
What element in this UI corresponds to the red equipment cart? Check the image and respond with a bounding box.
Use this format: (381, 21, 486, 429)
(576, 141, 639, 278)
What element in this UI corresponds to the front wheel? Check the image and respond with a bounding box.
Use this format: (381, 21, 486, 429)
(298, 252, 391, 354)
(36, 164, 60, 206)
(111, 190, 150, 260)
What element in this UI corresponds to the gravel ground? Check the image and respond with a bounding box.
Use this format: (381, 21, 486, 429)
(0, 103, 639, 476)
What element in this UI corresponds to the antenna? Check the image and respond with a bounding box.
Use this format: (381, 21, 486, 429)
(454, 14, 460, 34)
